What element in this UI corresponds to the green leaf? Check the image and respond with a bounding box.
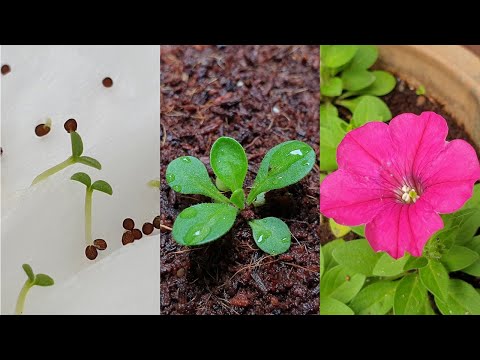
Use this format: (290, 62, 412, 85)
(441, 245, 479, 271)
(348, 45, 378, 70)
(22, 264, 35, 283)
(463, 236, 480, 276)
(34, 274, 54, 287)
(321, 77, 343, 97)
(359, 71, 396, 96)
(462, 183, 480, 210)
(440, 208, 480, 245)
(320, 296, 354, 315)
(393, 274, 428, 315)
(77, 156, 102, 170)
(403, 256, 428, 271)
(322, 239, 345, 271)
(215, 177, 229, 192)
(321, 45, 358, 68)
(329, 218, 351, 238)
(321, 265, 365, 303)
(91, 180, 113, 195)
(247, 141, 315, 204)
(419, 259, 449, 302)
(320, 245, 325, 279)
(230, 189, 245, 209)
(349, 281, 397, 315)
(435, 279, 480, 315)
(320, 103, 338, 119)
(172, 203, 237, 246)
(249, 217, 291, 255)
(352, 95, 392, 128)
(351, 225, 365, 237)
(320, 116, 347, 171)
(70, 172, 91, 188)
(166, 156, 229, 204)
(70, 131, 83, 158)
(416, 85, 426, 95)
(332, 238, 381, 276)
(372, 253, 409, 277)
(341, 68, 375, 91)
(210, 137, 247, 192)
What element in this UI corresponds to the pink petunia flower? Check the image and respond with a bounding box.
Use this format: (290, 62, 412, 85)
(320, 112, 480, 259)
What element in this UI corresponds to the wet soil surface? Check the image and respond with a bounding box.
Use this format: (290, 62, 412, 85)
(161, 45, 320, 314)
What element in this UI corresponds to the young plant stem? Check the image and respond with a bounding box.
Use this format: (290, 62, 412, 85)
(85, 188, 93, 245)
(32, 156, 75, 185)
(15, 280, 33, 315)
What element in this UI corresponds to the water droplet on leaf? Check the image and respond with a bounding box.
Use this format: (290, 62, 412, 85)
(180, 207, 198, 219)
(182, 157, 191, 163)
(289, 149, 303, 156)
(173, 185, 182, 192)
(185, 224, 210, 244)
(166, 173, 175, 183)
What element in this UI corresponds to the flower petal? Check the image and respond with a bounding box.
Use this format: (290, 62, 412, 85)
(421, 139, 480, 213)
(365, 199, 443, 259)
(320, 169, 395, 226)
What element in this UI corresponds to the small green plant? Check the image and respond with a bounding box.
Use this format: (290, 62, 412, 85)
(147, 179, 160, 188)
(32, 119, 101, 185)
(15, 264, 54, 315)
(416, 84, 426, 95)
(320, 45, 396, 172)
(166, 137, 315, 255)
(71, 172, 113, 260)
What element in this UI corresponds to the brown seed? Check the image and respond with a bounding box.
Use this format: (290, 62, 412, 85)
(85, 245, 98, 260)
(94, 239, 107, 250)
(132, 228, 143, 240)
(142, 222, 154, 235)
(1, 64, 11, 75)
(64, 118, 77, 133)
(123, 218, 135, 230)
(153, 216, 160, 229)
(122, 231, 135, 245)
(176, 268, 185, 277)
(35, 124, 51, 137)
(102, 77, 113, 88)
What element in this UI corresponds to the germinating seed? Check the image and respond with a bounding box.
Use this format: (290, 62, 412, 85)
(35, 124, 50, 137)
(102, 77, 113, 88)
(132, 229, 143, 240)
(85, 245, 98, 260)
(64, 118, 77, 133)
(142, 222, 154, 235)
(153, 216, 160, 229)
(94, 239, 107, 250)
(122, 231, 134, 245)
(123, 218, 135, 230)
(1, 64, 11, 75)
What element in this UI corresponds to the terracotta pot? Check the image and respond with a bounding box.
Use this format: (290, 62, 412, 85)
(377, 45, 480, 146)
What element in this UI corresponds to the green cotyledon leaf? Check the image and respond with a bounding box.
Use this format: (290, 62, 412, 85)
(166, 156, 230, 204)
(210, 137, 248, 192)
(247, 141, 315, 204)
(249, 217, 291, 255)
(172, 203, 238, 246)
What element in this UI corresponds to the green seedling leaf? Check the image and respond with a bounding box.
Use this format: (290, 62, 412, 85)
(91, 180, 113, 195)
(332, 238, 381, 276)
(341, 68, 375, 91)
(441, 245, 478, 271)
(320, 116, 347, 171)
(77, 156, 102, 170)
(463, 236, 480, 276)
(352, 95, 392, 128)
(349, 281, 398, 315)
(372, 252, 409, 277)
(320, 265, 365, 303)
(322, 239, 345, 271)
(321, 77, 343, 97)
(320, 296, 354, 315)
(252, 192, 266, 207)
(166, 156, 229, 204)
(320, 245, 325, 279)
(320, 103, 338, 120)
(215, 177, 229, 192)
(393, 273, 428, 315)
(22, 264, 35, 283)
(34, 274, 54, 287)
(249, 217, 291, 255)
(70, 131, 84, 158)
(70, 172, 91, 188)
(359, 71, 396, 96)
(416, 85, 426, 95)
(419, 259, 449, 302)
(435, 279, 480, 315)
(247, 141, 315, 204)
(351, 225, 365, 237)
(348, 45, 378, 70)
(172, 203, 237, 246)
(403, 255, 428, 271)
(210, 137, 248, 192)
(329, 218, 351, 238)
(321, 45, 358, 68)
(230, 189, 245, 209)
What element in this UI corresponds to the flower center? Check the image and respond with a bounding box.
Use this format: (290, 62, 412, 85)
(400, 185, 419, 204)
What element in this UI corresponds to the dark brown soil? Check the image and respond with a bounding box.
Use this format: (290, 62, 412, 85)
(161, 45, 319, 315)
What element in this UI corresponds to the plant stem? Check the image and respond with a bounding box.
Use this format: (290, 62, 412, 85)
(15, 280, 33, 315)
(85, 188, 93, 245)
(31, 156, 75, 185)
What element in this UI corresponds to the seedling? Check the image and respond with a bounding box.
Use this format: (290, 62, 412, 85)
(35, 118, 52, 137)
(416, 84, 426, 95)
(71, 172, 113, 260)
(32, 119, 102, 185)
(148, 179, 161, 188)
(15, 264, 54, 315)
(166, 137, 315, 255)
